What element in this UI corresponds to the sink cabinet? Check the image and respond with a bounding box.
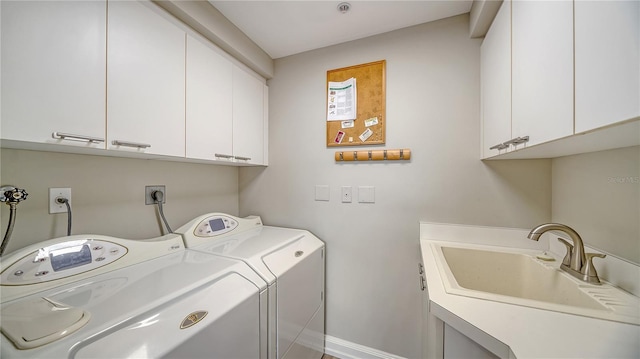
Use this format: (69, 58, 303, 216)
(0, 0, 107, 149)
(444, 324, 498, 359)
(420, 262, 443, 359)
(419, 222, 640, 358)
(421, 258, 501, 359)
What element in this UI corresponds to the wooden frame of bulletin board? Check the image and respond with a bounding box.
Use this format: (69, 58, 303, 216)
(326, 60, 386, 147)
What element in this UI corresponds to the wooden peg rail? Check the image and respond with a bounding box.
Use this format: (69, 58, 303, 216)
(335, 148, 411, 162)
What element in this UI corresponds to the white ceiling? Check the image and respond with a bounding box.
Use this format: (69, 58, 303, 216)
(209, 1, 473, 59)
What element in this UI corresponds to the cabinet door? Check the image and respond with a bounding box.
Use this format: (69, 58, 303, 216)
(481, 0, 511, 158)
(512, 0, 573, 147)
(575, 0, 640, 133)
(232, 66, 266, 165)
(107, 0, 185, 157)
(444, 324, 498, 359)
(186, 34, 233, 161)
(1, 1, 106, 148)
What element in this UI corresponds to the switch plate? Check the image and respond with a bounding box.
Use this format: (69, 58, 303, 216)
(358, 186, 375, 203)
(315, 185, 330, 201)
(341, 186, 352, 203)
(49, 188, 71, 214)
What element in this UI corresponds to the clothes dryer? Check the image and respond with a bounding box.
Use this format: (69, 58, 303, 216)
(0, 233, 268, 358)
(175, 213, 325, 359)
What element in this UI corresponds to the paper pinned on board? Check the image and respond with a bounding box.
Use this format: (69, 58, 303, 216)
(364, 117, 378, 127)
(327, 77, 357, 121)
(341, 120, 355, 129)
(359, 128, 373, 142)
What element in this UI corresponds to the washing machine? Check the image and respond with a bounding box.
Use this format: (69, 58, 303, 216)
(175, 213, 325, 359)
(0, 233, 268, 358)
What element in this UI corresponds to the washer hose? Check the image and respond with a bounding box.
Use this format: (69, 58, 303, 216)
(1, 187, 28, 256)
(152, 191, 173, 234)
(56, 197, 73, 236)
(0, 203, 17, 256)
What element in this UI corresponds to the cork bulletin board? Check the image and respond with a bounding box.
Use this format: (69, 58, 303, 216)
(326, 60, 386, 147)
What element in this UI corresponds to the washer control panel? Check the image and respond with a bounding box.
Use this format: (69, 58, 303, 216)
(194, 215, 238, 237)
(1, 239, 128, 285)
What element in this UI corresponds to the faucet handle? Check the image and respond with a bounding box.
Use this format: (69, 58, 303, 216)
(582, 252, 606, 284)
(557, 238, 573, 266)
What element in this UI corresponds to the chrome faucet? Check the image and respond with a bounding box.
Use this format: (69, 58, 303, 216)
(527, 223, 605, 284)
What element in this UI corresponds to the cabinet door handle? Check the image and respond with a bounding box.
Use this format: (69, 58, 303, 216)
(214, 153, 233, 159)
(503, 136, 529, 146)
(511, 136, 529, 145)
(418, 262, 424, 274)
(419, 275, 426, 291)
(52, 132, 104, 143)
(234, 156, 251, 161)
(489, 143, 509, 150)
(111, 140, 151, 149)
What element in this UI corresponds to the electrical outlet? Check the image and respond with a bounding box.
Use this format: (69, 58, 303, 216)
(145, 185, 166, 205)
(49, 188, 71, 214)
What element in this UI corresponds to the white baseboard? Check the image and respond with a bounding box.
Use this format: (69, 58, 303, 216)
(324, 335, 406, 359)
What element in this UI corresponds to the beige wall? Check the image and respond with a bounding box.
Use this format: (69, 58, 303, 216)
(552, 146, 640, 264)
(239, 14, 551, 358)
(0, 148, 239, 254)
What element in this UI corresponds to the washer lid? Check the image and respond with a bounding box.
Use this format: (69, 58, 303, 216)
(1, 297, 90, 349)
(1, 251, 266, 357)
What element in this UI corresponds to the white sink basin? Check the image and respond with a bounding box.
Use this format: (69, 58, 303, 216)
(432, 243, 640, 325)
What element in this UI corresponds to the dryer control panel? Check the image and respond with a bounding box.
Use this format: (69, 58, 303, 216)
(176, 213, 263, 248)
(194, 215, 238, 237)
(1, 239, 128, 285)
(0, 233, 185, 302)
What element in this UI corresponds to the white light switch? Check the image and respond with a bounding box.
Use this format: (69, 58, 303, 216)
(358, 186, 375, 203)
(315, 185, 330, 201)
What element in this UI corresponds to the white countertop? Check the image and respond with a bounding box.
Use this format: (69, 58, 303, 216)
(419, 222, 640, 359)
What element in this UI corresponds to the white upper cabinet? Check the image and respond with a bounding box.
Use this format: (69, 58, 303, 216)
(481, 0, 511, 158)
(0, 0, 269, 166)
(232, 66, 267, 165)
(511, 0, 574, 147)
(185, 34, 234, 161)
(107, 0, 186, 157)
(1, 1, 106, 148)
(481, 0, 639, 159)
(574, 0, 640, 133)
